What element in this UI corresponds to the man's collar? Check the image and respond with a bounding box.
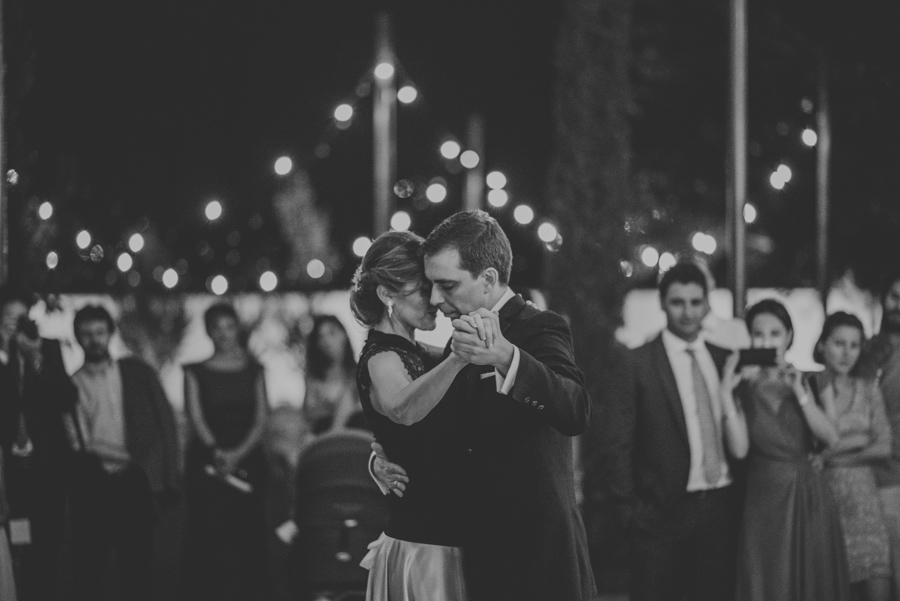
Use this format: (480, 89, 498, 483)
(662, 328, 706, 352)
(80, 356, 116, 375)
(489, 287, 516, 313)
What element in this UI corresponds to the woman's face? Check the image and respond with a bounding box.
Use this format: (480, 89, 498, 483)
(393, 281, 437, 332)
(209, 315, 241, 351)
(750, 312, 792, 362)
(820, 325, 862, 376)
(317, 321, 349, 361)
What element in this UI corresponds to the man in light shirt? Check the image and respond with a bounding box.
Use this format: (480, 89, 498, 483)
(68, 305, 180, 601)
(602, 261, 744, 601)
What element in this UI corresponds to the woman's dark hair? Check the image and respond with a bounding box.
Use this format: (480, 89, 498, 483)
(203, 302, 245, 345)
(813, 311, 866, 366)
(658, 261, 708, 299)
(306, 315, 356, 379)
(73, 304, 116, 335)
(350, 230, 426, 327)
(744, 298, 795, 348)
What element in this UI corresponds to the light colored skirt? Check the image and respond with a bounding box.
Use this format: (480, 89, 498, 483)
(0, 527, 16, 601)
(825, 466, 891, 582)
(360, 532, 467, 601)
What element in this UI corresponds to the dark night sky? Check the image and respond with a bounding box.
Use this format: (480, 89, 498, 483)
(14, 0, 562, 291)
(7, 0, 900, 293)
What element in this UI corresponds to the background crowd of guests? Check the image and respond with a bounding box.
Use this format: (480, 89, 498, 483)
(602, 263, 900, 601)
(5, 262, 900, 600)
(0, 290, 364, 601)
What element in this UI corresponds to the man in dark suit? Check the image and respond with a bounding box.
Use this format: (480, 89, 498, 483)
(602, 261, 743, 601)
(375, 210, 597, 601)
(0, 291, 79, 601)
(67, 304, 181, 601)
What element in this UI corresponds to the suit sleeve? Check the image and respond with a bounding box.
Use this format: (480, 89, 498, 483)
(145, 363, 182, 488)
(37, 339, 79, 413)
(0, 364, 17, 452)
(600, 347, 638, 527)
(507, 311, 591, 436)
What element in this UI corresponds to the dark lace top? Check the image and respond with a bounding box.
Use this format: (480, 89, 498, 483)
(357, 329, 467, 547)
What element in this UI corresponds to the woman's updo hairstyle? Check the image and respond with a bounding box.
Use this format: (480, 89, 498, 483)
(350, 230, 426, 327)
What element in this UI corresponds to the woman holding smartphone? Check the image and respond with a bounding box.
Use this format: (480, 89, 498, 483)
(722, 299, 851, 601)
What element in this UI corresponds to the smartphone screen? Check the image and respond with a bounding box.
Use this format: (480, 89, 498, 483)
(738, 348, 777, 367)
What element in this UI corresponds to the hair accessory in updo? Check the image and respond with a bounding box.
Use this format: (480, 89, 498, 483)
(349, 230, 425, 327)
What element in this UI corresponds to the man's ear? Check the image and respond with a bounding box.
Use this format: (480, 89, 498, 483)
(481, 268, 499, 292)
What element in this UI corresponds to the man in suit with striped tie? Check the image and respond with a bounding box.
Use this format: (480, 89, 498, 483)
(602, 261, 745, 601)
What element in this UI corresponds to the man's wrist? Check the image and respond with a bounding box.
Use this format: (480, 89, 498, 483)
(493, 342, 515, 375)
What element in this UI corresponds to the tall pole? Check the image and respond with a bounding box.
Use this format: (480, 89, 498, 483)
(816, 55, 831, 306)
(373, 12, 397, 236)
(0, 0, 9, 286)
(463, 113, 485, 211)
(727, 0, 747, 317)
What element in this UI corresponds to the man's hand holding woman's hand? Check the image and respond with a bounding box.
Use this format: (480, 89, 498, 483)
(450, 309, 514, 371)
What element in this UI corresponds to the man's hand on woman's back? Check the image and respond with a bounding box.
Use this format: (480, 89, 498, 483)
(372, 442, 408, 497)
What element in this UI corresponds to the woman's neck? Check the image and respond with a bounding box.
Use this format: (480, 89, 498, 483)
(324, 363, 346, 379)
(374, 317, 415, 344)
(213, 346, 246, 362)
(826, 368, 852, 389)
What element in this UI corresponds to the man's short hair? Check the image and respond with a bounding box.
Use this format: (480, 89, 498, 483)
(658, 261, 709, 299)
(880, 266, 900, 303)
(73, 305, 116, 334)
(422, 210, 512, 284)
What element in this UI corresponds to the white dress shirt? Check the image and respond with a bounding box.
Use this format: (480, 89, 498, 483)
(72, 359, 131, 473)
(490, 287, 521, 394)
(661, 329, 731, 491)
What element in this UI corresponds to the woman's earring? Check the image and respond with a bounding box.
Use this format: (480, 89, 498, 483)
(388, 302, 394, 318)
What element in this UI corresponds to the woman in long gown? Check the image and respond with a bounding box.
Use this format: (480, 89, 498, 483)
(183, 302, 270, 601)
(722, 298, 852, 601)
(815, 312, 892, 601)
(350, 230, 470, 601)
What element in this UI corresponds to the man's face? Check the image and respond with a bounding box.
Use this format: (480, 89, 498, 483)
(662, 282, 709, 342)
(76, 319, 112, 362)
(424, 248, 490, 320)
(883, 280, 900, 332)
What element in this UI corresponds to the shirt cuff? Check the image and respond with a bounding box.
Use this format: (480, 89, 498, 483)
(495, 345, 521, 395)
(369, 450, 390, 495)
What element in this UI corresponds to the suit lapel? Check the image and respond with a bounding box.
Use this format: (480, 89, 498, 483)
(651, 335, 690, 446)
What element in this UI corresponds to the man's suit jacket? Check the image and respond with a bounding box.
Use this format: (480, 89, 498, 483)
(459, 294, 598, 601)
(0, 338, 78, 481)
(113, 357, 180, 494)
(602, 333, 732, 531)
